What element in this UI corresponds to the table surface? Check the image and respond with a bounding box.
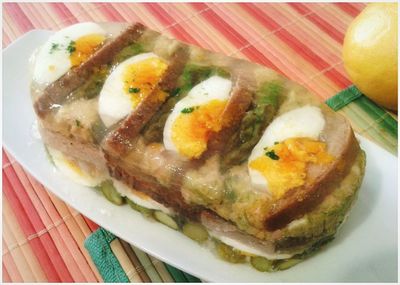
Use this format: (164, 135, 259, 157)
(3, 2, 396, 283)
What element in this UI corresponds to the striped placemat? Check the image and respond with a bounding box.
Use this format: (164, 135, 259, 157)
(3, 2, 397, 283)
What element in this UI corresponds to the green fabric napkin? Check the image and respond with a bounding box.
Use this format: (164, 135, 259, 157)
(85, 228, 201, 283)
(84, 228, 130, 283)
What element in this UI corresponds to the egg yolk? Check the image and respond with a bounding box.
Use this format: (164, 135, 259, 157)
(69, 34, 105, 67)
(171, 99, 227, 159)
(65, 158, 85, 177)
(132, 189, 152, 200)
(123, 57, 168, 109)
(249, 138, 334, 198)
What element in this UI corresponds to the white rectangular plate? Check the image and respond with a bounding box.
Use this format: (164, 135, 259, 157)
(3, 30, 398, 282)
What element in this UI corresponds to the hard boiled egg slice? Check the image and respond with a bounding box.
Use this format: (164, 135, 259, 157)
(163, 75, 232, 159)
(98, 53, 168, 127)
(111, 179, 173, 215)
(208, 230, 293, 260)
(47, 147, 105, 187)
(33, 22, 106, 85)
(248, 106, 333, 197)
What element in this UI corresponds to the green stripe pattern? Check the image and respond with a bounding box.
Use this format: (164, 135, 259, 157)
(326, 85, 363, 111)
(164, 263, 201, 283)
(326, 85, 397, 155)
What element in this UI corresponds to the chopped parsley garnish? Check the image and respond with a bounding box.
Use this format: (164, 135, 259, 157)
(171, 88, 181, 97)
(181, 106, 198, 114)
(265, 150, 279, 160)
(129, 87, 140, 93)
(49, 43, 60, 54)
(274, 141, 279, 145)
(75, 120, 81, 127)
(66, 40, 76, 54)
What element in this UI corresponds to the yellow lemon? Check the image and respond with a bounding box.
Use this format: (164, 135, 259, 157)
(343, 3, 398, 111)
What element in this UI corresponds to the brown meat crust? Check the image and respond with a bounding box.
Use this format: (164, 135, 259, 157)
(34, 23, 146, 118)
(201, 210, 284, 252)
(106, 153, 204, 220)
(264, 108, 360, 231)
(206, 77, 253, 155)
(104, 46, 190, 157)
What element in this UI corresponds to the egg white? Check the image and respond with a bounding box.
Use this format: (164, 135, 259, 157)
(48, 147, 105, 187)
(98, 52, 163, 128)
(248, 105, 326, 191)
(33, 22, 106, 85)
(208, 230, 293, 260)
(111, 178, 173, 214)
(163, 75, 232, 155)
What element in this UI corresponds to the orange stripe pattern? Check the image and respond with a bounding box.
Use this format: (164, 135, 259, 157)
(2, 2, 366, 282)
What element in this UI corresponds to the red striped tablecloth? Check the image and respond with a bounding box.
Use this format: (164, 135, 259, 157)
(4, 2, 386, 283)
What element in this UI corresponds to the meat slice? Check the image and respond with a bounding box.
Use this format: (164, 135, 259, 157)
(103, 46, 190, 157)
(264, 106, 360, 231)
(106, 153, 204, 220)
(34, 23, 146, 118)
(39, 125, 107, 173)
(201, 211, 295, 259)
(206, 77, 253, 155)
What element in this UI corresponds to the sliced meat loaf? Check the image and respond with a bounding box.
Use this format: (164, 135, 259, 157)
(32, 22, 364, 247)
